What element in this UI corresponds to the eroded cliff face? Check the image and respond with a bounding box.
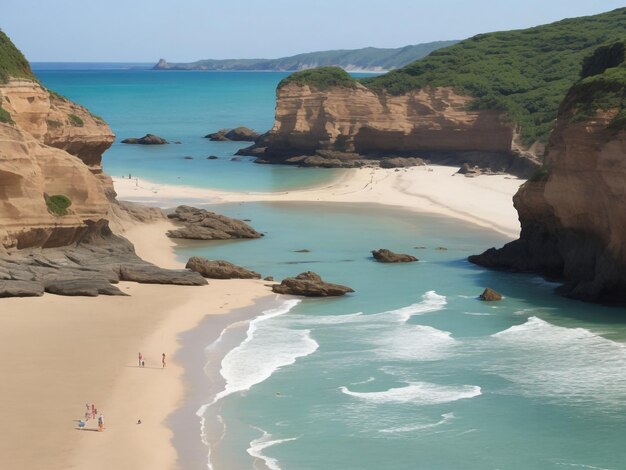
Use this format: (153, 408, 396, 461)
(258, 83, 539, 175)
(470, 102, 626, 302)
(0, 79, 116, 249)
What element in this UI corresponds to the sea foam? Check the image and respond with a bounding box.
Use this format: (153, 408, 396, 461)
(340, 381, 481, 405)
(387, 290, 447, 323)
(490, 316, 626, 410)
(247, 428, 296, 470)
(215, 299, 317, 402)
(379, 412, 456, 433)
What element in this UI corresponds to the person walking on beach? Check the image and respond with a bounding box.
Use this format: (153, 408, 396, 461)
(138, 352, 143, 367)
(91, 404, 96, 419)
(97, 414, 104, 432)
(162, 353, 166, 368)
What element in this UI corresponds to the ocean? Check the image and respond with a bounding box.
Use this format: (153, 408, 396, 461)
(36, 67, 626, 470)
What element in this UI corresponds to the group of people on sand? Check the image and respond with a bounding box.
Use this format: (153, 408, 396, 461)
(78, 403, 105, 431)
(138, 352, 166, 368)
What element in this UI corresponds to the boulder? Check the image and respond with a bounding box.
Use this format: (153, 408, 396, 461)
(0, 280, 44, 297)
(183, 156, 194, 160)
(371, 249, 418, 263)
(479, 287, 502, 301)
(264, 276, 274, 282)
(457, 163, 481, 176)
(167, 205, 263, 240)
(44, 279, 125, 297)
(207, 155, 218, 160)
(205, 127, 259, 142)
(272, 271, 354, 297)
(119, 264, 207, 285)
(121, 134, 168, 145)
(185, 257, 261, 279)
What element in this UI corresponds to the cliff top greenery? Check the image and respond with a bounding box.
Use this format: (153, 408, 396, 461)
(0, 29, 36, 83)
(280, 8, 626, 146)
(279, 67, 358, 90)
(567, 41, 626, 130)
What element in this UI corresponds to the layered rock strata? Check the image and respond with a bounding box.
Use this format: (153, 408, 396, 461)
(243, 83, 539, 176)
(0, 228, 207, 297)
(0, 79, 115, 249)
(469, 65, 626, 303)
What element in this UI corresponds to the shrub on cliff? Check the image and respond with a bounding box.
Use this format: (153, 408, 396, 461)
(0, 103, 13, 124)
(45, 195, 72, 216)
(0, 29, 36, 83)
(567, 42, 626, 129)
(278, 66, 357, 90)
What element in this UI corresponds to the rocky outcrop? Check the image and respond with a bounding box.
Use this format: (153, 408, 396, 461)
(121, 134, 168, 145)
(0, 228, 207, 297)
(205, 127, 259, 142)
(185, 256, 261, 279)
(0, 79, 116, 250)
(479, 288, 502, 301)
(371, 249, 418, 263)
(272, 271, 354, 297)
(252, 82, 539, 177)
(469, 56, 626, 303)
(167, 205, 263, 240)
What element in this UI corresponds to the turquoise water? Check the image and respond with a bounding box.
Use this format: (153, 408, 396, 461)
(176, 202, 626, 470)
(36, 69, 340, 191)
(36, 68, 626, 469)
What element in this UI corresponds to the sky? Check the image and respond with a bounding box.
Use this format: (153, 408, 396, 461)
(2, 0, 624, 62)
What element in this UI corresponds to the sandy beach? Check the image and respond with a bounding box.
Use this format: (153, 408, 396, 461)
(0, 165, 525, 470)
(0, 220, 274, 470)
(113, 165, 525, 239)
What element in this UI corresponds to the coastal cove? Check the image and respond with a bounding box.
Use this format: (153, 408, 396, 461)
(0, 44, 626, 470)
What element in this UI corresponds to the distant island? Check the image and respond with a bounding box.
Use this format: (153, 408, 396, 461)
(152, 41, 458, 72)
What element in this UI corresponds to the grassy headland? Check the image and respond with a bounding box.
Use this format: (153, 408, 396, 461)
(280, 8, 626, 146)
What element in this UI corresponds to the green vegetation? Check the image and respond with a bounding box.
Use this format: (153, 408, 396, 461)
(89, 112, 105, 123)
(278, 67, 358, 90)
(0, 29, 36, 83)
(45, 195, 72, 216)
(359, 8, 626, 145)
(46, 119, 62, 129)
(155, 41, 459, 71)
(300, 8, 625, 147)
(529, 165, 551, 183)
(68, 113, 84, 127)
(48, 89, 68, 102)
(566, 41, 626, 129)
(0, 102, 13, 124)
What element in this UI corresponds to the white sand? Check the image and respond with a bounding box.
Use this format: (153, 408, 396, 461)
(113, 165, 525, 238)
(0, 220, 275, 470)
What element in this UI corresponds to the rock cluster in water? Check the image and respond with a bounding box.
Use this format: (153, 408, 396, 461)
(272, 271, 354, 297)
(479, 288, 502, 301)
(371, 249, 418, 263)
(121, 134, 168, 145)
(205, 127, 259, 142)
(167, 205, 263, 240)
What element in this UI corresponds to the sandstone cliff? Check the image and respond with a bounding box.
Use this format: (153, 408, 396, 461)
(250, 81, 538, 176)
(0, 79, 115, 249)
(469, 44, 626, 303)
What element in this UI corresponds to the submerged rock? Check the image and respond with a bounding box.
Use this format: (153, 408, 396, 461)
(167, 205, 263, 240)
(272, 271, 354, 297)
(479, 288, 502, 301)
(186, 257, 261, 279)
(121, 134, 168, 145)
(371, 249, 418, 263)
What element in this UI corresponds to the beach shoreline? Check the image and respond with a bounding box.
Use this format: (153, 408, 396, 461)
(112, 165, 525, 239)
(0, 219, 275, 470)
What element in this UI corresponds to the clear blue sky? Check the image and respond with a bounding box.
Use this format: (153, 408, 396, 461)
(2, 0, 624, 62)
